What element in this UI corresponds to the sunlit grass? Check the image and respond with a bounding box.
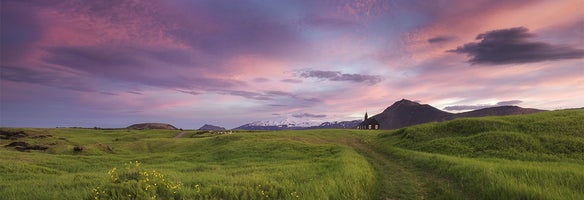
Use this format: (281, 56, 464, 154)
(375, 109, 584, 199)
(0, 129, 376, 199)
(1, 109, 583, 199)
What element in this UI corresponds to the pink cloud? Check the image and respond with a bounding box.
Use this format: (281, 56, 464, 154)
(2, 0, 583, 128)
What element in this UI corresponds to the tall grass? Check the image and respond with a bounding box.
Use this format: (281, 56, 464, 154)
(374, 109, 584, 199)
(0, 128, 376, 199)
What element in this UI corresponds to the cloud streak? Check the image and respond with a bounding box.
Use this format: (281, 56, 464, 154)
(449, 27, 584, 65)
(428, 35, 456, 44)
(444, 100, 524, 111)
(298, 70, 383, 85)
(292, 113, 327, 118)
(0, 65, 96, 92)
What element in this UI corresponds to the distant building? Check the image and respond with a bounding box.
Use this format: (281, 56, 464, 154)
(357, 112, 380, 129)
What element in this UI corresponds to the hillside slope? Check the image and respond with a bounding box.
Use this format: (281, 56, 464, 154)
(373, 109, 584, 199)
(380, 109, 584, 160)
(126, 123, 178, 130)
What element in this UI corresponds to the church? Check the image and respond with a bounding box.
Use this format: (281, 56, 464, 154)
(357, 112, 380, 130)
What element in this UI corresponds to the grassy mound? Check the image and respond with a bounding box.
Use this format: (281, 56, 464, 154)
(383, 109, 584, 161)
(375, 109, 584, 199)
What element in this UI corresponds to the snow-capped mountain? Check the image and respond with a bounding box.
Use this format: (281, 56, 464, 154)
(311, 120, 362, 129)
(247, 119, 322, 127)
(234, 118, 323, 130)
(233, 118, 363, 130)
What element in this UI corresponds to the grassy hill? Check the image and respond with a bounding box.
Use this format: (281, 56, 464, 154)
(1, 109, 583, 199)
(374, 109, 584, 199)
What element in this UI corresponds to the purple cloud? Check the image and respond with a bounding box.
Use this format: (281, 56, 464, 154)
(449, 27, 584, 65)
(41, 45, 243, 90)
(0, 1, 45, 63)
(298, 70, 383, 85)
(292, 113, 327, 118)
(228, 90, 273, 101)
(444, 100, 523, 111)
(1, 65, 96, 92)
(428, 35, 456, 43)
(252, 78, 270, 83)
(496, 100, 523, 106)
(281, 79, 303, 83)
(176, 90, 200, 96)
(300, 15, 359, 28)
(161, 1, 306, 60)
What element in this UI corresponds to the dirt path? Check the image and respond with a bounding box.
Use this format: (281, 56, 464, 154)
(339, 137, 467, 200)
(174, 131, 186, 138)
(340, 138, 424, 200)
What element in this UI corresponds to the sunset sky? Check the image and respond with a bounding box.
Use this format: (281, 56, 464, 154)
(1, 0, 583, 129)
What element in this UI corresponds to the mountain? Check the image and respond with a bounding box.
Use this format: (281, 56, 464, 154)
(234, 99, 544, 131)
(127, 123, 178, 130)
(233, 119, 322, 130)
(453, 106, 544, 118)
(364, 99, 546, 130)
(310, 120, 362, 129)
(198, 124, 226, 131)
(370, 99, 454, 130)
(233, 119, 363, 130)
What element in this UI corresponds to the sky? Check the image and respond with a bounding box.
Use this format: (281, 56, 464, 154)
(1, 0, 583, 129)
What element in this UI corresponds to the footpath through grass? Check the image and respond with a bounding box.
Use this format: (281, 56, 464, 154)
(374, 109, 584, 199)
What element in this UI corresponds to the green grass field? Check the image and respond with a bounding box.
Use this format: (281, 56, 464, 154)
(1, 109, 583, 199)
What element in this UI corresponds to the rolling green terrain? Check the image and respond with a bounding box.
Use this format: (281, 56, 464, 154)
(1, 109, 583, 199)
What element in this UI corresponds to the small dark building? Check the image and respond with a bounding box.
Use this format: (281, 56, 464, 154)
(357, 112, 380, 130)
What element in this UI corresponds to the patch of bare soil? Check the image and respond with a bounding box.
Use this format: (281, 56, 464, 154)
(5, 141, 48, 152)
(0, 130, 28, 140)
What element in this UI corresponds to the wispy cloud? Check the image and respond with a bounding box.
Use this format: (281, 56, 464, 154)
(0, 65, 96, 92)
(444, 100, 523, 111)
(281, 79, 303, 83)
(292, 113, 327, 118)
(428, 35, 456, 44)
(298, 70, 383, 85)
(252, 78, 270, 83)
(449, 27, 584, 65)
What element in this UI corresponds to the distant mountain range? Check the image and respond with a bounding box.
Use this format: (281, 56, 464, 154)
(210, 99, 546, 131)
(366, 99, 544, 130)
(233, 119, 362, 130)
(310, 120, 362, 129)
(233, 119, 319, 130)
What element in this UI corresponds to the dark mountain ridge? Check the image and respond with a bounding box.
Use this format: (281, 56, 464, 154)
(198, 124, 226, 131)
(371, 99, 454, 130)
(366, 99, 544, 130)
